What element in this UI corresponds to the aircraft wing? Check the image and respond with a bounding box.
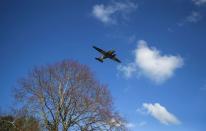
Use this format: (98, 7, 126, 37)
(93, 46, 106, 55)
(111, 57, 121, 63)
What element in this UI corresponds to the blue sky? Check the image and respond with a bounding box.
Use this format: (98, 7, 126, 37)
(1, 0, 206, 130)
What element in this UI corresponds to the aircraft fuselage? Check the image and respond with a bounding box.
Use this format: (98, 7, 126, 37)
(101, 51, 116, 59)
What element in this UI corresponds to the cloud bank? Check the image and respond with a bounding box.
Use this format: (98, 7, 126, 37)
(118, 40, 183, 83)
(92, 1, 137, 24)
(142, 103, 181, 125)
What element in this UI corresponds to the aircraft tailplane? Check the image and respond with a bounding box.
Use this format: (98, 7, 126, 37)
(95, 57, 103, 63)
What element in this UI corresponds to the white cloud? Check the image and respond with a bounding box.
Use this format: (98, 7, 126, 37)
(136, 40, 183, 83)
(138, 121, 147, 127)
(192, 0, 206, 5)
(92, 1, 137, 24)
(177, 11, 202, 26)
(142, 103, 181, 125)
(186, 11, 202, 23)
(128, 34, 136, 43)
(117, 63, 137, 78)
(125, 121, 146, 128)
(125, 122, 136, 128)
(118, 40, 183, 83)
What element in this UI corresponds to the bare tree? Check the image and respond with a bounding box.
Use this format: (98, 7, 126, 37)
(14, 60, 125, 131)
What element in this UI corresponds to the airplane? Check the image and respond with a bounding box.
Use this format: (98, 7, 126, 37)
(93, 46, 121, 63)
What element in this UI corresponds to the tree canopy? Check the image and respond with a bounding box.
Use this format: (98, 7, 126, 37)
(14, 60, 126, 131)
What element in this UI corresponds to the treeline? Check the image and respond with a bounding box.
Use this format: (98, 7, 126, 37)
(0, 109, 40, 131)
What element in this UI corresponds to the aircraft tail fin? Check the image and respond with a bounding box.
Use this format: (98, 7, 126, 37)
(95, 57, 103, 63)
